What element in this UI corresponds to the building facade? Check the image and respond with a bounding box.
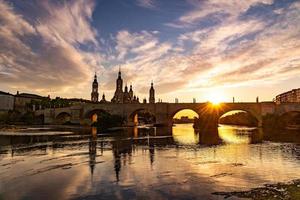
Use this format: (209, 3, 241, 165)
(14, 92, 48, 112)
(275, 88, 300, 104)
(0, 91, 14, 112)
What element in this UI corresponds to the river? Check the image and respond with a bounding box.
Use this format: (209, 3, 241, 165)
(0, 124, 299, 200)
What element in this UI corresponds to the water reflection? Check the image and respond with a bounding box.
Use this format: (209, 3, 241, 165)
(172, 124, 199, 145)
(89, 127, 97, 176)
(0, 125, 299, 200)
(218, 125, 263, 144)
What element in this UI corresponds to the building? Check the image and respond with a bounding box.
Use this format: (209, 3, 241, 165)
(111, 69, 140, 104)
(123, 84, 131, 103)
(173, 116, 194, 124)
(275, 88, 300, 104)
(0, 91, 14, 112)
(89, 69, 154, 104)
(149, 81, 155, 104)
(14, 92, 48, 112)
(91, 73, 99, 102)
(129, 85, 133, 100)
(111, 69, 124, 103)
(100, 93, 107, 103)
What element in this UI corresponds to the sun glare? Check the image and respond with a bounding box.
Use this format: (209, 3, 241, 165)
(206, 89, 226, 105)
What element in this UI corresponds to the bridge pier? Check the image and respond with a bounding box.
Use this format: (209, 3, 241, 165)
(126, 118, 137, 127)
(44, 109, 55, 124)
(69, 107, 82, 124)
(194, 113, 219, 132)
(155, 113, 172, 126)
(257, 117, 263, 127)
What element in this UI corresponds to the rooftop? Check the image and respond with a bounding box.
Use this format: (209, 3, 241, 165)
(0, 91, 13, 96)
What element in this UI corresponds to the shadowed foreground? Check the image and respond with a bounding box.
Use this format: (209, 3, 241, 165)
(213, 179, 300, 200)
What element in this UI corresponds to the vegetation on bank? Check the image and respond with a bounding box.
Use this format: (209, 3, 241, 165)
(136, 112, 156, 124)
(219, 112, 258, 127)
(91, 112, 124, 130)
(262, 113, 300, 131)
(213, 179, 300, 200)
(28, 98, 71, 110)
(0, 111, 43, 125)
(193, 112, 258, 130)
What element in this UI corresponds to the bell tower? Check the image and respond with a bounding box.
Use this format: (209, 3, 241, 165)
(111, 66, 124, 103)
(91, 73, 99, 102)
(149, 81, 155, 104)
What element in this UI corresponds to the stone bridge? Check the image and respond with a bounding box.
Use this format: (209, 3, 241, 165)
(34, 102, 300, 128)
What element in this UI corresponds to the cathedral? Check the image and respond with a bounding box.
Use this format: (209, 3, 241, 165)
(91, 69, 155, 104)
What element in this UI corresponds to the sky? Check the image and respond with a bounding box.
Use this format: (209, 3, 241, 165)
(0, 0, 300, 103)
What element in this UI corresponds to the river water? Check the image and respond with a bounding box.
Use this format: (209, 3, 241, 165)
(0, 124, 299, 200)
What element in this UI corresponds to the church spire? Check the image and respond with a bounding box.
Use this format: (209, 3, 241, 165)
(91, 73, 99, 102)
(118, 65, 121, 78)
(129, 84, 133, 101)
(111, 66, 123, 103)
(149, 81, 155, 104)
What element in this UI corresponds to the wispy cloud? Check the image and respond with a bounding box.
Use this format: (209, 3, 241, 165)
(169, 0, 274, 27)
(36, 0, 98, 46)
(136, 0, 156, 9)
(0, 0, 102, 98)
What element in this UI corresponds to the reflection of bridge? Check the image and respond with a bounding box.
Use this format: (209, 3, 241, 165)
(35, 102, 300, 128)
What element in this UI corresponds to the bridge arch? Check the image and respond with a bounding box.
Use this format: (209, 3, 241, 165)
(128, 108, 156, 126)
(218, 110, 259, 127)
(170, 108, 200, 120)
(215, 103, 262, 127)
(85, 109, 110, 123)
(55, 112, 72, 124)
(279, 110, 300, 117)
(171, 109, 199, 124)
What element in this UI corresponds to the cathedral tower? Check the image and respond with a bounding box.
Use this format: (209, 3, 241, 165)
(123, 84, 131, 103)
(149, 81, 155, 104)
(117, 68, 123, 91)
(129, 84, 133, 101)
(111, 67, 124, 103)
(91, 73, 99, 102)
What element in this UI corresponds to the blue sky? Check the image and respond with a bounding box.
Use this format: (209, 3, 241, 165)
(0, 0, 299, 102)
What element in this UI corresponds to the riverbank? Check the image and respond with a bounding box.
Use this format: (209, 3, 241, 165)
(213, 179, 300, 199)
(0, 124, 90, 132)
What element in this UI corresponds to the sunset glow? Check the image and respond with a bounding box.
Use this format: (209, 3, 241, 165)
(206, 89, 226, 105)
(173, 109, 198, 119)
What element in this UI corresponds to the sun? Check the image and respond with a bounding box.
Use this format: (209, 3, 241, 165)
(206, 89, 226, 105)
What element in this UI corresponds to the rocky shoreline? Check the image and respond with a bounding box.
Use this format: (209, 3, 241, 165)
(213, 179, 300, 199)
